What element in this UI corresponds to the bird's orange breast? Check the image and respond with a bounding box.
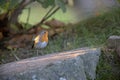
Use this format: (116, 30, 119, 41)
(41, 31, 48, 42)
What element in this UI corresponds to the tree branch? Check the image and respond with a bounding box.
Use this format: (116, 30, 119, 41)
(9, 0, 35, 24)
(28, 6, 60, 31)
(40, 5, 55, 23)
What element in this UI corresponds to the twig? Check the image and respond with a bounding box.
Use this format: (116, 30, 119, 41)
(36, 0, 67, 25)
(39, 6, 60, 25)
(11, 50, 20, 61)
(41, 5, 55, 23)
(28, 6, 60, 31)
(25, 7, 31, 27)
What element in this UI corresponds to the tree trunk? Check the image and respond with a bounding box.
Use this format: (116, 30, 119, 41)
(9, 0, 35, 24)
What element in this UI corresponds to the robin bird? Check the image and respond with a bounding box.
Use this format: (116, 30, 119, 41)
(32, 30, 48, 49)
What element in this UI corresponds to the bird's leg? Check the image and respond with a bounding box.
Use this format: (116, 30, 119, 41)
(39, 49, 44, 55)
(36, 49, 39, 56)
(40, 49, 43, 55)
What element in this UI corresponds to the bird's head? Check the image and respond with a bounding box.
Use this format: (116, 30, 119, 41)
(33, 30, 48, 43)
(40, 30, 48, 37)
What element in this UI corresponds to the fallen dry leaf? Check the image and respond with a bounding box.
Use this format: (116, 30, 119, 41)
(45, 18, 65, 28)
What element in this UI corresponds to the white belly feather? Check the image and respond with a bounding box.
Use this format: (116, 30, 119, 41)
(35, 41, 48, 48)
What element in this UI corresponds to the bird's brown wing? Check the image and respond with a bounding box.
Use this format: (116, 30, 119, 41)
(34, 35, 41, 43)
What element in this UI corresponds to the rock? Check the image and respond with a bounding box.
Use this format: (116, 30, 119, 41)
(107, 35, 120, 57)
(116, 46, 120, 57)
(0, 48, 101, 80)
(107, 35, 120, 49)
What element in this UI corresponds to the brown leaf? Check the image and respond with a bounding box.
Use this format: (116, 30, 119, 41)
(5, 33, 33, 49)
(45, 18, 65, 28)
(0, 32, 3, 40)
